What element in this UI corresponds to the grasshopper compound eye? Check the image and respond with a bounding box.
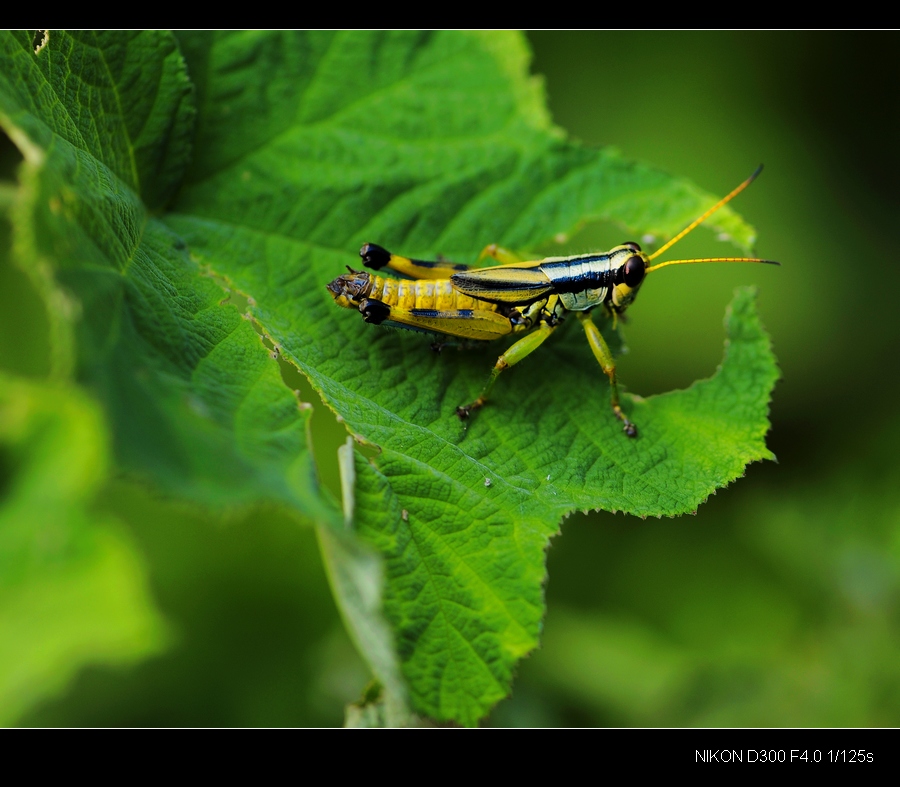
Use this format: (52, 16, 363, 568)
(614, 255, 646, 288)
(623, 255, 646, 287)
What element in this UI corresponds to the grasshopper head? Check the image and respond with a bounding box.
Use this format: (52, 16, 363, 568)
(609, 243, 648, 312)
(327, 268, 372, 309)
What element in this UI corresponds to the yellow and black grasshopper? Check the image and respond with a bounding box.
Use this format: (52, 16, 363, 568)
(327, 167, 779, 437)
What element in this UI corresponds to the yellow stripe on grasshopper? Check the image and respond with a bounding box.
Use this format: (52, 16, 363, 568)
(373, 304, 517, 341)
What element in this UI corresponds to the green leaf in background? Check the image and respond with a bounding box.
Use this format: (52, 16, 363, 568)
(163, 31, 777, 724)
(0, 30, 331, 515)
(0, 29, 341, 722)
(0, 373, 166, 724)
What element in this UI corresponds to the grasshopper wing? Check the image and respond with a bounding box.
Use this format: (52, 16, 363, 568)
(450, 263, 553, 303)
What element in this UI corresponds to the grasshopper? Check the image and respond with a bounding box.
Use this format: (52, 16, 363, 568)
(327, 167, 778, 437)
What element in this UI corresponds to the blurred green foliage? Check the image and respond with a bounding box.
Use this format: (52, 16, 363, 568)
(2, 31, 897, 726)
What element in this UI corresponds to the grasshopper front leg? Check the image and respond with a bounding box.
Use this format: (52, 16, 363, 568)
(577, 311, 637, 438)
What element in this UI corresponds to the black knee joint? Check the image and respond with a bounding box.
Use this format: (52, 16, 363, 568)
(360, 243, 391, 270)
(359, 298, 390, 325)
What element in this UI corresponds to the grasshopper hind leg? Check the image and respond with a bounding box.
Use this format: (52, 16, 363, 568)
(359, 242, 526, 280)
(360, 243, 477, 279)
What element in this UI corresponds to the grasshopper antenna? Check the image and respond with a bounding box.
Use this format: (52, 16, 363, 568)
(646, 165, 771, 268)
(646, 256, 780, 274)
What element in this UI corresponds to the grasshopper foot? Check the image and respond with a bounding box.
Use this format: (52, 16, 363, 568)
(456, 397, 486, 420)
(613, 404, 638, 438)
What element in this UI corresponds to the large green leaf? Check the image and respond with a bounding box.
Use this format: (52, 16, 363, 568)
(164, 31, 778, 724)
(0, 30, 778, 725)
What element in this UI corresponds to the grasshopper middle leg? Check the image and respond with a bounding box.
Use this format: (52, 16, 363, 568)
(456, 321, 556, 420)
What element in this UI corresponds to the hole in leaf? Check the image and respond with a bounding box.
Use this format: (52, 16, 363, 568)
(215, 281, 354, 500)
(32, 30, 49, 55)
(275, 352, 350, 501)
(210, 272, 379, 500)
